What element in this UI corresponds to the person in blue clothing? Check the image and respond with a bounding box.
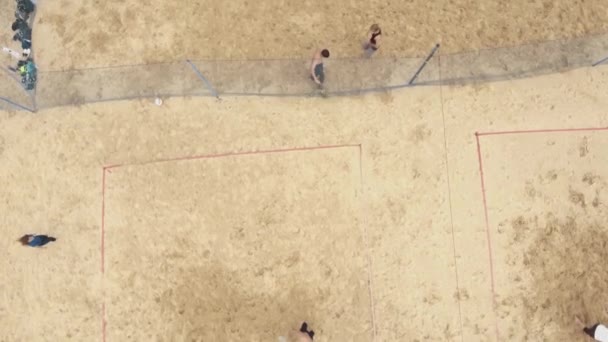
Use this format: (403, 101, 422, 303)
(18, 234, 56, 247)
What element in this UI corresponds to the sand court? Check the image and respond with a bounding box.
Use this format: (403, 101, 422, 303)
(102, 145, 373, 341)
(3, 0, 608, 340)
(476, 128, 608, 341)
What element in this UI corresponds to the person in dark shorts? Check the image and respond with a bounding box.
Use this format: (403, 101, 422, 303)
(12, 19, 32, 53)
(11, 18, 28, 33)
(18, 234, 57, 247)
(576, 315, 608, 341)
(310, 49, 330, 86)
(11, 19, 31, 57)
(363, 24, 382, 57)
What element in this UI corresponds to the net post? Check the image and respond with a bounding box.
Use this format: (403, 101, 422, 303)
(185, 60, 219, 98)
(407, 43, 440, 85)
(592, 55, 608, 67)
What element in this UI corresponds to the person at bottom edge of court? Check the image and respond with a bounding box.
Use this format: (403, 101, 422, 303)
(297, 321, 315, 341)
(577, 315, 608, 342)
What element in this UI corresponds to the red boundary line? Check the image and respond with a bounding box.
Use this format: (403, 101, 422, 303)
(103, 144, 361, 170)
(101, 168, 107, 342)
(100, 143, 367, 342)
(475, 133, 499, 341)
(475, 126, 608, 341)
(101, 168, 106, 274)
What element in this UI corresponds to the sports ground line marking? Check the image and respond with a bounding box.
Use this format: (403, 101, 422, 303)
(477, 126, 608, 137)
(357, 144, 378, 342)
(439, 55, 465, 342)
(99, 143, 376, 342)
(101, 302, 106, 342)
(475, 133, 499, 341)
(475, 126, 608, 341)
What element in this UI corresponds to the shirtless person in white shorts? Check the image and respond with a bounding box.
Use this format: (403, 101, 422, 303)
(577, 315, 608, 342)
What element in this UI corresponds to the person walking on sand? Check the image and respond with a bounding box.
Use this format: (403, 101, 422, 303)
(279, 322, 316, 342)
(363, 24, 382, 57)
(18, 234, 56, 247)
(310, 49, 330, 87)
(297, 322, 315, 341)
(576, 315, 608, 341)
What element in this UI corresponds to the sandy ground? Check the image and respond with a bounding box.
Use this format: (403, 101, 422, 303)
(0, 0, 16, 50)
(25, 0, 608, 70)
(479, 131, 608, 341)
(104, 148, 372, 341)
(1, 65, 607, 341)
(441, 66, 608, 341)
(1, 0, 608, 341)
